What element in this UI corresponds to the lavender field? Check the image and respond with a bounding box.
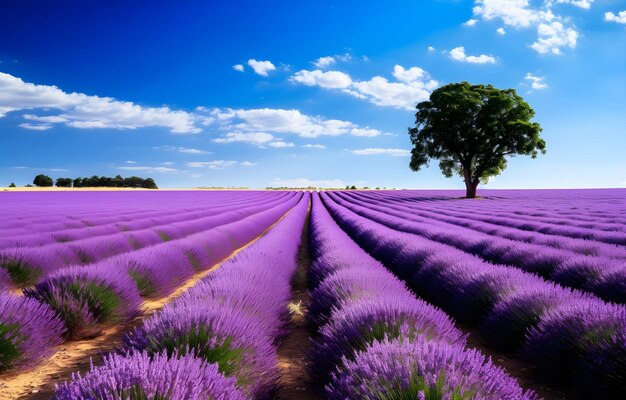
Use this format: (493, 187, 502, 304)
(0, 189, 625, 399)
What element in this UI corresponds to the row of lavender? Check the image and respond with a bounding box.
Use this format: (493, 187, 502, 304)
(307, 193, 536, 399)
(321, 192, 626, 397)
(331, 191, 626, 303)
(0, 192, 301, 372)
(0, 191, 283, 234)
(369, 189, 626, 237)
(0, 191, 288, 249)
(347, 191, 626, 258)
(0, 192, 296, 289)
(55, 192, 309, 398)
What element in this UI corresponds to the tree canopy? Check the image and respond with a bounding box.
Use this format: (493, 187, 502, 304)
(409, 82, 546, 198)
(33, 174, 54, 187)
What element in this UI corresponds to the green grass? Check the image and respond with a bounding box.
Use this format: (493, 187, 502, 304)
(0, 322, 22, 372)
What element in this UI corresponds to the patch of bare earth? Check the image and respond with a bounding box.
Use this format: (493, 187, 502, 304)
(276, 214, 321, 400)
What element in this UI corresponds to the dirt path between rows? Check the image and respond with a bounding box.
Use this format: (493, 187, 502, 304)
(275, 213, 321, 400)
(0, 205, 299, 400)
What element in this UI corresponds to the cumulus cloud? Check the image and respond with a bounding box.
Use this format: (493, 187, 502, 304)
(524, 73, 549, 90)
(472, 0, 580, 54)
(269, 177, 347, 188)
(292, 70, 352, 89)
(497, 27, 507, 35)
(240, 161, 257, 167)
(303, 144, 327, 149)
(0, 72, 201, 133)
(531, 21, 577, 55)
(213, 131, 275, 145)
(291, 65, 438, 110)
(604, 11, 626, 24)
(312, 56, 336, 68)
(428, 46, 436, 52)
(268, 141, 295, 148)
(351, 148, 411, 156)
(232, 64, 244, 72)
(464, 18, 478, 26)
(204, 107, 385, 138)
(19, 122, 52, 130)
(247, 59, 276, 76)
(449, 46, 497, 64)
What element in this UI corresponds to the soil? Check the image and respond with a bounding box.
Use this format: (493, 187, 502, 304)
(0, 209, 295, 400)
(275, 212, 321, 400)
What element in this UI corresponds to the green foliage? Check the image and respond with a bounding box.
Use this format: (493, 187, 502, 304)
(8, 183, 16, 188)
(70, 175, 158, 188)
(144, 327, 247, 383)
(33, 174, 53, 187)
(0, 257, 41, 287)
(409, 82, 545, 197)
(128, 270, 157, 298)
(0, 322, 22, 372)
(377, 371, 475, 400)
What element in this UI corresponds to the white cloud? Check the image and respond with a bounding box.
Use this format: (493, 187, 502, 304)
(268, 141, 295, 148)
(205, 107, 384, 138)
(351, 148, 411, 156)
(19, 122, 51, 130)
(232, 64, 244, 72)
(464, 18, 478, 26)
(161, 162, 175, 166)
(186, 160, 238, 169)
(553, 0, 593, 10)
(449, 46, 497, 64)
(292, 65, 437, 110)
(472, 0, 579, 55)
(524, 73, 549, 89)
(269, 177, 347, 188)
(497, 27, 507, 35)
(213, 131, 275, 145)
(392, 65, 426, 82)
(240, 161, 257, 167)
(531, 21, 577, 55)
(303, 144, 327, 149)
(428, 46, 436, 52)
(247, 59, 276, 76)
(312, 56, 336, 68)
(292, 70, 352, 89)
(117, 166, 178, 173)
(604, 11, 626, 24)
(126, 160, 137, 164)
(0, 72, 201, 133)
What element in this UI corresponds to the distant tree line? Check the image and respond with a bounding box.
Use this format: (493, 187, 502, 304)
(31, 174, 158, 189)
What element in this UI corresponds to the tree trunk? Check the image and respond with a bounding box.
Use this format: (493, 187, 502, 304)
(463, 169, 479, 198)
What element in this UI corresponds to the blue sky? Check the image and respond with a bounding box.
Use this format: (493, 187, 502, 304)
(1, 0, 624, 189)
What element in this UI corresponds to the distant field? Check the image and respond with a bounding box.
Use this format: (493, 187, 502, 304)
(0, 189, 624, 399)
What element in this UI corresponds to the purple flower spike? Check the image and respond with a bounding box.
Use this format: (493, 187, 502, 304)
(0, 292, 65, 371)
(327, 337, 537, 400)
(55, 351, 245, 400)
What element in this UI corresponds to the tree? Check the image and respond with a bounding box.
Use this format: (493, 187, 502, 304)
(9, 183, 16, 188)
(33, 174, 53, 187)
(55, 177, 72, 187)
(409, 82, 546, 198)
(73, 177, 83, 188)
(142, 178, 158, 189)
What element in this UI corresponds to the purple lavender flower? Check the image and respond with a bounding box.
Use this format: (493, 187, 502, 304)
(0, 292, 65, 371)
(327, 337, 537, 400)
(54, 351, 245, 400)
